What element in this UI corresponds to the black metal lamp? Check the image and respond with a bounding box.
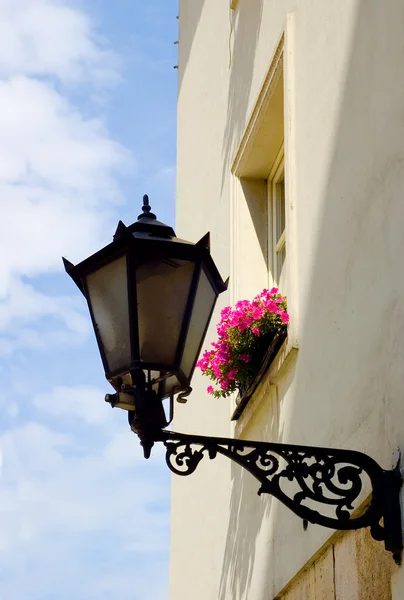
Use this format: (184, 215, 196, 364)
(63, 197, 403, 563)
(63, 195, 227, 455)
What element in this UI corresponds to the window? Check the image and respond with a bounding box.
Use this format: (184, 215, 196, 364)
(268, 148, 286, 290)
(229, 32, 298, 428)
(230, 33, 286, 300)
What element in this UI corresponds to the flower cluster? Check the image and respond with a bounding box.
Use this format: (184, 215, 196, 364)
(196, 288, 289, 398)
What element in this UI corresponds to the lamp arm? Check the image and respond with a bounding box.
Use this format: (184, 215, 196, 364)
(154, 429, 403, 564)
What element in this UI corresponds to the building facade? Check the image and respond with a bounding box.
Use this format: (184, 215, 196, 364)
(171, 1, 404, 598)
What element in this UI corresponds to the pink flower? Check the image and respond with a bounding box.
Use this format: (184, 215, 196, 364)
(217, 345, 230, 360)
(227, 368, 238, 380)
(262, 299, 278, 312)
(196, 354, 211, 372)
(280, 312, 290, 323)
(207, 386, 214, 394)
(236, 300, 250, 309)
(251, 327, 260, 336)
(251, 306, 264, 320)
(212, 363, 222, 379)
(217, 323, 227, 336)
(269, 287, 279, 295)
(240, 354, 251, 363)
(221, 306, 232, 319)
(220, 380, 229, 390)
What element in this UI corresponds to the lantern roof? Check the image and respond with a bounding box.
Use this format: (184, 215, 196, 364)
(115, 194, 177, 240)
(62, 195, 227, 295)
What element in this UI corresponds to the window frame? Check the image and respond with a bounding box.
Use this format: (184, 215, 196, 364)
(229, 27, 299, 429)
(267, 145, 286, 290)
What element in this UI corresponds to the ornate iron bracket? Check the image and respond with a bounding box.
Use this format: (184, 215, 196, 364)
(155, 430, 403, 563)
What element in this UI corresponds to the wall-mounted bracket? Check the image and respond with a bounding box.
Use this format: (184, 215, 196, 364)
(155, 430, 403, 563)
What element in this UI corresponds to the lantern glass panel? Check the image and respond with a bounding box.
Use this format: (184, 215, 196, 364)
(181, 267, 216, 378)
(86, 255, 130, 374)
(136, 259, 195, 365)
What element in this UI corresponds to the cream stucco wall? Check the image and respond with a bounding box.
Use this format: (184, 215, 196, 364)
(171, 1, 404, 599)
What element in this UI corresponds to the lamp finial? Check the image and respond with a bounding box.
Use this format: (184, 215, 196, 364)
(138, 194, 156, 220)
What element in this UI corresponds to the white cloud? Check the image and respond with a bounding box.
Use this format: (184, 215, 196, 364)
(0, 0, 119, 84)
(0, 76, 125, 190)
(0, 1, 131, 352)
(0, 76, 130, 284)
(0, 326, 89, 357)
(33, 384, 110, 424)
(0, 3, 170, 598)
(0, 415, 169, 598)
(0, 276, 91, 355)
(0, 277, 88, 330)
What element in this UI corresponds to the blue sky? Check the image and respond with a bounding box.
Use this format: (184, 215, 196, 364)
(0, 1, 178, 598)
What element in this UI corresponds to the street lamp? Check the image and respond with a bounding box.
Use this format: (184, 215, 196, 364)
(63, 195, 227, 456)
(63, 196, 403, 563)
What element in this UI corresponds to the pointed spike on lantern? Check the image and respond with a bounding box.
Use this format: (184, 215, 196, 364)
(62, 257, 75, 274)
(196, 232, 210, 251)
(141, 440, 154, 459)
(138, 194, 157, 220)
(143, 194, 150, 211)
(113, 220, 128, 241)
(224, 276, 230, 290)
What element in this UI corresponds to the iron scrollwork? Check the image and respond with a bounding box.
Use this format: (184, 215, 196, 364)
(156, 430, 403, 563)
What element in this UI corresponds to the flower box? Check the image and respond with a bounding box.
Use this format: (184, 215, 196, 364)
(231, 330, 286, 420)
(196, 288, 289, 402)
